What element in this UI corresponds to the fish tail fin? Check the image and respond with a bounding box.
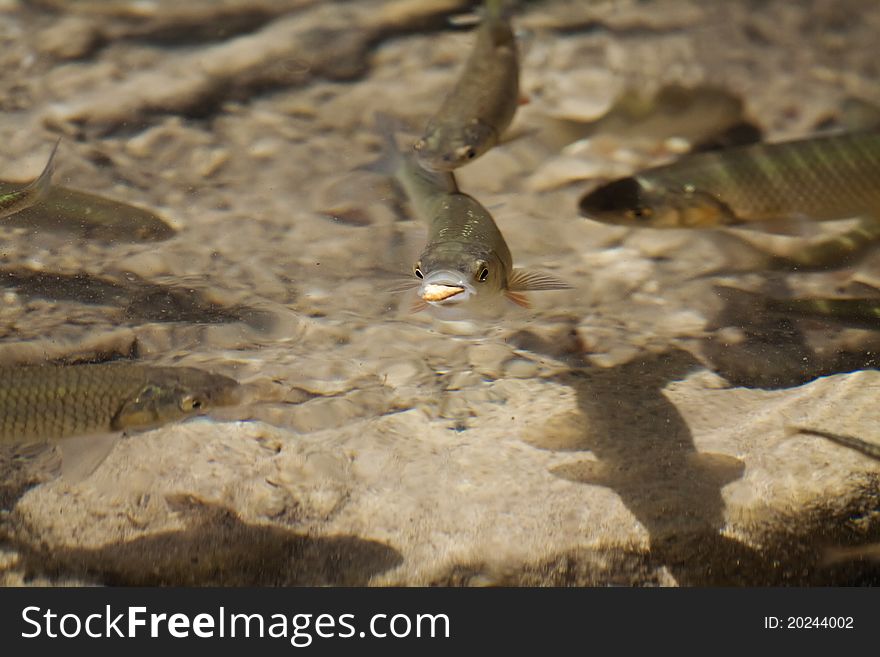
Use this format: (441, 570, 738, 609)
(508, 268, 572, 292)
(359, 112, 407, 176)
(23, 137, 60, 201)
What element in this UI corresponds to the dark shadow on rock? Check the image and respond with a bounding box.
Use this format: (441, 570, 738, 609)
(696, 284, 880, 389)
(510, 330, 757, 584)
(0, 267, 276, 329)
(12, 496, 403, 586)
(538, 349, 753, 585)
(509, 330, 880, 585)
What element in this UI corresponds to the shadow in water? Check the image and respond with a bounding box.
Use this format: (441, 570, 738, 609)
(0, 268, 276, 330)
(537, 348, 755, 585)
(8, 496, 402, 586)
(510, 323, 880, 584)
(697, 284, 880, 389)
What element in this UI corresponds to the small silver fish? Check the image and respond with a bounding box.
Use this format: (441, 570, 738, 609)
(0, 139, 59, 220)
(414, 0, 519, 170)
(370, 114, 570, 315)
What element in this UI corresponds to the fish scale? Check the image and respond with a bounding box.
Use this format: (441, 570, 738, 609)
(647, 133, 880, 221)
(581, 131, 880, 228)
(0, 362, 241, 443)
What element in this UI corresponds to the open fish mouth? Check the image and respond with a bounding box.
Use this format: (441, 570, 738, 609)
(422, 283, 466, 302)
(420, 271, 473, 304)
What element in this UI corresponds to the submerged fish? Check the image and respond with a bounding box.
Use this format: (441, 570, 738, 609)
(0, 183, 175, 242)
(413, 0, 519, 170)
(579, 131, 880, 228)
(0, 140, 58, 220)
(1, 362, 242, 480)
(765, 296, 880, 330)
(537, 84, 752, 152)
(715, 284, 880, 331)
(371, 114, 569, 314)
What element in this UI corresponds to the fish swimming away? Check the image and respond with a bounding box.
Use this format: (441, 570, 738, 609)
(0, 139, 59, 220)
(579, 130, 880, 228)
(413, 0, 519, 170)
(535, 84, 754, 153)
(0, 183, 175, 242)
(765, 296, 880, 330)
(0, 361, 242, 481)
(369, 113, 569, 314)
(713, 284, 880, 331)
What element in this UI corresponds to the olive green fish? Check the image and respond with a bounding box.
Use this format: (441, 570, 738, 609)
(372, 114, 569, 315)
(765, 296, 880, 330)
(716, 284, 880, 331)
(0, 183, 175, 242)
(1, 362, 242, 480)
(536, 84, 754, 152)
(579, 130, 880, 228)
(413, 0, 519, 170)
(0, 140, 58, 221)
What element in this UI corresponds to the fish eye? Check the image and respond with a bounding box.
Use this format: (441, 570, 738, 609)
(465, 148, 476, 160)
(478, 267, 489, 282)
(180, 395, 203, 412)
(414, 265, 424, 279)
(626, 206, 653, 221)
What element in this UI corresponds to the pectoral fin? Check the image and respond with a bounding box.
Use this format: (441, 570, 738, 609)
(508, 269, 572, 292)
(58, 432, 121, 483)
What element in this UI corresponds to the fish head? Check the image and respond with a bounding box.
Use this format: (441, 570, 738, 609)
(413, 120, 496, 171)
(579, 176, 734, 228)
(114, 368, 242, 431)
(414, 251, 506, 309)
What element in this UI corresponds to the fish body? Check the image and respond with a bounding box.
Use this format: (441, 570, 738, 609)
(0, 140, 59, 221)
(766, 296, 880, 330)
(414, 0, 519, 170)
(0, 362, 241, 443)
(538, 84, 749, 152)
(371, 114, 569, 313)
(0, 183, 175, 242)
(579, 131, 880, 228)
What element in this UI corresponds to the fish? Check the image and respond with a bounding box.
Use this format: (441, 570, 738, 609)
(0, 183, 175, 242)
(369, 114, 570, 314)
(579, 130, 880, 229)
(536, 84, 753, 153)
(714, 284, 880, 331)
(0, 361, 242, 481)
(413, 0, 519, 170)
(0, 139, 59, 221)
(764, 296, 880, 330)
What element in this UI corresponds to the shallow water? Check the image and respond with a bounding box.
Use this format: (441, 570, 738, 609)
(1, 0, 880, 586)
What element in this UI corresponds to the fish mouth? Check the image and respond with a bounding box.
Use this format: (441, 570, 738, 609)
(419, 271, 474, 304)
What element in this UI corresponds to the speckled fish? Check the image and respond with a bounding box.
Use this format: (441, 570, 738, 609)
(413, 0, 519, 170)
(0, 183, 175, 242)
(0, 140, 58, 220)
(579, 131, 880, 228)
(371, 114, 569, 314)
(1, 362, 242, 481)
